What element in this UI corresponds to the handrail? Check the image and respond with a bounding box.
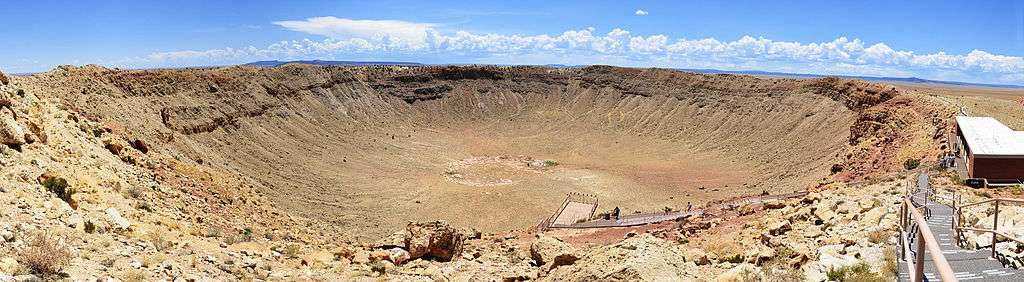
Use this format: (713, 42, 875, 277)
(536, 195, 573, 232)
(901, 174, 958, 282)
(954, 197, 1024, 260)
(902, 197, 958, 282)
(957, 227, 1024, 245)
(958, 198, 998, 208)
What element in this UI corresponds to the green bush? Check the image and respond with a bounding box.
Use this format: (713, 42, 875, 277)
(42, 177, 75, 206)
(827, 261, 882, 281)
(830, 164, 844, 174)
(724, 254, 745, 263)
(1011, 185, 1024, 195)
(904, 158, 920, 170)
(84, 220, 96, 234)
(950, 173, 964, 185)
(826, 267, 846, 281)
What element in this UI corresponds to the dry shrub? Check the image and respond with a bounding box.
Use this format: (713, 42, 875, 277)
(283, 244, 301, 259)
(204, 226, 222, 238)
(881, 247, 898, 279)
(761, 248, 803, 282)
(20, 233, 73, 276)
(827, 261, 887, 282)
(146, 231, 173, 251)
(867, 230, 889, 244)
(141, 253, 165, 268)
(121, 269, 148, 282)
(706, 240, 745, 263)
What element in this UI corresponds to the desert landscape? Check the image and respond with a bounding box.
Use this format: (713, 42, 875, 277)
(5, 62, 1016, 280)
(3, 2, 1023, 281)
(12, 65, 940, 238)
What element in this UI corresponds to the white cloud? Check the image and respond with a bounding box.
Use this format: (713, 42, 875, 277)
(127, 17, 1024, 85)
(272, 17, 437, 49)
(635, 10, 648, 16)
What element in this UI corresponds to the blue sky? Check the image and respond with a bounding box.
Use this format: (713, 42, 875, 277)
(2, 0, 1023, 84)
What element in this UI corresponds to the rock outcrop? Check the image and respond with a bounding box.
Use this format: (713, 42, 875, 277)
(405, 221, 466, 262)
(530, 235, 579, 272)
(0, 107, 24, 146)
(546, 234, 701, 281)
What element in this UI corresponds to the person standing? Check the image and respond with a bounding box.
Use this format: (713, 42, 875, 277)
(613, 207, 620, 220)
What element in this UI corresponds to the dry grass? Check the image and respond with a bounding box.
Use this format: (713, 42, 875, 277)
(881, 247, 899, 279)
(146, 231, 174, 251)
(283, 244, 301, 259)
(825, 260, 891, 282)
(141, 253, 166, 268)
(121, 269, 148, 282)
(761, 247, 803, 282)
(20, 233, 73, 277)
(867, 230, 890, 244)
(705, 240, 746, 263)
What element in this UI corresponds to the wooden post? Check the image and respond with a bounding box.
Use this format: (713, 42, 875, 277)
(951, 189, 957, 235)
(915, 230, 925, 282)
(900, 202, 906, 259)
(993, 200, 1000, 258)
(954, 207, 960, 246)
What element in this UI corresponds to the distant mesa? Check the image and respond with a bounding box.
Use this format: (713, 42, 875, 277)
(246, 60, 424, 67)
(680, 68, 1024, 89)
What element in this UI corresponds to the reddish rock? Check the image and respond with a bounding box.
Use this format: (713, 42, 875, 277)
(404, 221, 465, 262)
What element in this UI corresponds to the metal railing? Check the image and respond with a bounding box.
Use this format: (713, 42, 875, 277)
(534, 192, 599, 233)
(954, 197, 1024, 259)
(900, 177, 958, 282)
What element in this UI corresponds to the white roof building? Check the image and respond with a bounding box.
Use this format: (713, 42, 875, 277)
(956, 116, 1024, 156)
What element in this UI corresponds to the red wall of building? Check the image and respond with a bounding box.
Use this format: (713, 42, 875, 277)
(971, 156, 1024, 180)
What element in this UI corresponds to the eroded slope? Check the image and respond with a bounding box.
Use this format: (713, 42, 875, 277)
(16, 65, 941, 238)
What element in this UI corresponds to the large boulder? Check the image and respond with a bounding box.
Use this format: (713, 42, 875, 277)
(765, 218, 791, 236)
(813, 206, 837, 226)
(837, 201, 859, 215)
(530, 235, 579, 271)
(682, 247, 711, 265)
(0, 108, 25, 146)
(862, 206, 886, 225)
(105, 208, 131, 231)
(764, 199, 788, 210)
(404, 221, 465, 262)
(386, 248, 411, 265)
(744, 244, 776, 264)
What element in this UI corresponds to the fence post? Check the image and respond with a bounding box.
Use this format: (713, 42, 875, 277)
(900, 202, 906, 259)
(993, 199, 1000, 258)
(915, 230, 925, 282)
(954, 207, 960, 246)
(951, 189, 956, 232)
